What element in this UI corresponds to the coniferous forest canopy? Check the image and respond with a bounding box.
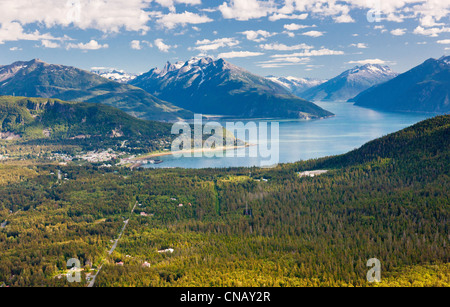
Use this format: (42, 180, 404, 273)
(0, 115, 448, 287)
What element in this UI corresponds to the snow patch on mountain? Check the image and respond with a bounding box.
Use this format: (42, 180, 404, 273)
(91, 68, 137, 83)
(266, 76, 327, 96)
(301, 64, 398, 101)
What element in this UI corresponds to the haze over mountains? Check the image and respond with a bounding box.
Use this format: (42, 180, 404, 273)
(265, 76, 326, 97)
(300, 64, 398, 102)
(130, 57, 333, 120)
(0, 59, 191, 122)
(351, 56, 450, 113)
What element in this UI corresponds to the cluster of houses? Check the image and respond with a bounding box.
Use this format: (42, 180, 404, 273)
(50, 149, 120, 163)
(49, 153, 73, 162)
(75, 149, 119, 163)
(115, 249, 175, 267)
(139, 212, 154, 217)
(158, 248, 174, 254)
(171, 198, 192, 208)
(177, 203, 192, 207)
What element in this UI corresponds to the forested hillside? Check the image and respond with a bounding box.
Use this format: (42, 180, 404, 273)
(0, 116, 448, 287)
(0, 96, 173, 155)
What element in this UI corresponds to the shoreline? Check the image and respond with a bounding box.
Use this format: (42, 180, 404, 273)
(129, 143, 255, 167)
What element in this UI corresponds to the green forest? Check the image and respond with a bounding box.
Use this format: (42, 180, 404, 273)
(0, 115, 448, 287)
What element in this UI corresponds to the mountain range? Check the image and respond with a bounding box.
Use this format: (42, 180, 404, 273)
(0, 59, 191, 122)
(265, 76, 326, 96)
(129, 57, 333, 120)
(300, 64, 398, 101)
(350, 56, 450, 113)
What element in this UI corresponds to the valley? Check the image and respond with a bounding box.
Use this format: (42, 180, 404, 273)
(0, 115, 448, 287)
(0, 55, 448, 289)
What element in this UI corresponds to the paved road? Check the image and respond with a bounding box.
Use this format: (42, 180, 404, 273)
(87, 201, 137, 287)
(108, 219, 129, 255)
(1, 209, 21, 229)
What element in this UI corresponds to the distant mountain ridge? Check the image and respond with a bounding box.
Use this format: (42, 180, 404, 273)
(0, 59, 192, 122)
(129, 57, 333, 120)
(265, 76, 327, 96)
(0, 96, 171, 143)
(91, 68, 137, 83)
(300, 64, 398, 101)
(350, 56, 450, 113)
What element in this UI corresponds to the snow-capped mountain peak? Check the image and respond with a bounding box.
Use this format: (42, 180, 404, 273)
(129, 57, 334, 120)
(438, 55, 450, 66)
(90, 68, 137, 83)
(344, 64, 395, 79)
(266, 75, 327, 96)
(300, 64, 398, 101)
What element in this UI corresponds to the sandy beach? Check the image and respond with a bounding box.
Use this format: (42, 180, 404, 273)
(129, 143, 255, 166)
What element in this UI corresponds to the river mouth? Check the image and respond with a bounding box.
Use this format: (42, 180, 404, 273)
(143, 101, 434, 169)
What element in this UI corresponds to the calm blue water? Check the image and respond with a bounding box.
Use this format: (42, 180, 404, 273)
(144, 102, 434, 169)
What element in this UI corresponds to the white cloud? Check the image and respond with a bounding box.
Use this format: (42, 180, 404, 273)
(347, 59, 390, 65)
(130, 40, 152, 50)
(9, 46, 22, 51)
(257, 56, 310, 68)
(349, 43, 368, 49)
(391, 28, 407, 36)
(218, 51, 264, 58)
(334, 14, 355, 23)
(154, 38, 175, 52)
(193, 37, 239, 51)
(269, 13, 308, 21)
(201, 8, 217, 13)
(437, 39, 450, 44)
(419, 15, 445, 28)
(241, 30, 274, 42)
(0, 0, 153, 33)
(219, 0, 275, 21)
(283, 31, 296, 38)
(66, 40, 108, 50)
(302, 30, 325, 37)
(259, 43, 313, 51)
(0, 22, 61, 44)
(271, 48, 344, 58)
(218, 0, 450, 31)
(156, 11, 213, 29)
(154, 0, 202, 12)
(413, 26, 450, 37)
(279, 0, 354, 23)
(283, 23, 316, 31)
(41, 39, 60, 48)
(0, 0, 448, 46)
(131, 40, 142, 50)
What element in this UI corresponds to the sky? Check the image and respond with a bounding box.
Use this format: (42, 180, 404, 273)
(0, 0, 449, 79)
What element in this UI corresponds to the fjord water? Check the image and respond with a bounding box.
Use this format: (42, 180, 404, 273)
(144, 101, 433, 169)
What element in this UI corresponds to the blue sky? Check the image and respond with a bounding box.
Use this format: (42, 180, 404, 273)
(0, 0, 449, 79)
